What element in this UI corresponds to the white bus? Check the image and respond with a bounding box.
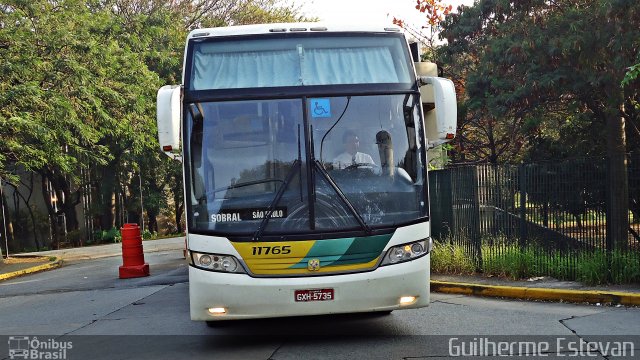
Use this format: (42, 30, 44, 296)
(156, 23, 457, 324)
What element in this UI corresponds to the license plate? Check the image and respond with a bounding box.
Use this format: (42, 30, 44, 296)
(294, 288, 334, 302)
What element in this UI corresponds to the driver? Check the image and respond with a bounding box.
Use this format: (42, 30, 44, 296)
(332, 130, 376, 169)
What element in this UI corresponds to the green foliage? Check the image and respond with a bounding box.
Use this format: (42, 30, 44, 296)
(437, 0, 636, 249)
(0, 0, 163, 249)
(438, 0, 640, 162)
(622, 63, 640, 87)
(227, 0, 312, 25)
(142, 229, 154, 240)
(65, 230, 82, 247)
(0, 0, 306, 248)
(432, 237, 640, 285)
(575, 251, 640, 286)
(431, 239, 475, 274)
(428, 143, 454, 170)
(0, 0, 159, 176)
(92, 228, 122, 244)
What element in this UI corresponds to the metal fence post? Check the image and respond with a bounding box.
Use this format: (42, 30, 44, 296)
(442, 169, 454, 241)
(0, 179, 8, 258)
(519, 164, 528, 250)
(604, 157, 614, 283)
(471, 166, 483, 272)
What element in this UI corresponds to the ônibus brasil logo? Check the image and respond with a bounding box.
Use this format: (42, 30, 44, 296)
(8, 336, 72, 360)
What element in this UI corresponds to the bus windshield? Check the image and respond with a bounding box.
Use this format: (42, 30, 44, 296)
(189, 35, 413, 90)
(186, 94, 427, 236)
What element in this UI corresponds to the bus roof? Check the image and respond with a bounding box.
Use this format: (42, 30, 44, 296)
(187, 23, 403, 40)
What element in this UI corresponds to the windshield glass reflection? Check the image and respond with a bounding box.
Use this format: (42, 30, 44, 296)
(186, 95, 426, 236)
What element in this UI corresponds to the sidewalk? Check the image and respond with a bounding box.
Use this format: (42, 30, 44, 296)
(431, 274, 640, 306)
(2, 238, 639, 306)
(15, 236, 185, 261)
(0, 256, 62, 281)
(0, 237, 185, 281)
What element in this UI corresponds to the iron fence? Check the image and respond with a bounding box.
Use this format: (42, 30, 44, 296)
(429, 154, 640, 281)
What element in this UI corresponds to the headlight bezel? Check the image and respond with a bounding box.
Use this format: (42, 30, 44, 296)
(189, 250, 246, 274)
(380, 238, 432, 266)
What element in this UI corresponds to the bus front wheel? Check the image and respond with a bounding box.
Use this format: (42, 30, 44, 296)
(206, 320, 230, 328)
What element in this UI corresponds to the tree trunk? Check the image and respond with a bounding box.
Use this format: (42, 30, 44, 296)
(1, 186, 16, 252)
(7, 177, 41, 250)
(61, 181, 80, 232)
(41, 175, 59, 249)
(175, 201, 184, 233)
(148, 210, 158, 234)
(115, 184, 123, 229)
(44, 169, 82, 247)
(99, 166, 117, 231)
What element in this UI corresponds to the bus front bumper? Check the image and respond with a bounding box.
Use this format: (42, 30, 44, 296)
(189, 255, 430, 321)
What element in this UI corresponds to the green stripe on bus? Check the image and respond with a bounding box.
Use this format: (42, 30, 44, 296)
(331, 234, 392, 266)
(289, 233, 393, 268)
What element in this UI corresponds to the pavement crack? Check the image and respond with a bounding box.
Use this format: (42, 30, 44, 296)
(432, 299, 466, 307)
(559, 316, 610, 359)
(267, 342, 286, 360)
(559, 316, 579, 335)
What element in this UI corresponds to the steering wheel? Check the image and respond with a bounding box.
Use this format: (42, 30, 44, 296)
(344, 162, 380, 171)
(281, 194, 354, 230)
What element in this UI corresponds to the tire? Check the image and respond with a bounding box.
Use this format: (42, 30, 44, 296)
(206, 320, 230, 328)
(368, 310, 393, 316)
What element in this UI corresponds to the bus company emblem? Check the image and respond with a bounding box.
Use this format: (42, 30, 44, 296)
(307, 259, 321, 271)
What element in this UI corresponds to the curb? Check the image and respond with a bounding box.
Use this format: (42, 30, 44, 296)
(0, 258, 64, 282)
(26, 244, 185, 262)
(431, 280, 640, 306)
(0, 244, 183, 281)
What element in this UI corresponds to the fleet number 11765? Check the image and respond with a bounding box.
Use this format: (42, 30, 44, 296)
(251, 246, 292, 256)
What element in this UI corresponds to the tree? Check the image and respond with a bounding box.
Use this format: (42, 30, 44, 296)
(439, 0, 640, 248)
(436, 2, 530, 164)
(1, 0, 310, 249)
(0, 0, 160, 248)
(102, 0, 308, 235)
(225, 0, 309, 25)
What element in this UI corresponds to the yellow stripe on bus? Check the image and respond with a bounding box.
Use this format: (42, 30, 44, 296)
(247, 257, 381, 275)
(232, 240, 381, 275)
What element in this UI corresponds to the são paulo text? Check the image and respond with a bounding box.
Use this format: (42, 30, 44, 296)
(210, 210, 285, 222)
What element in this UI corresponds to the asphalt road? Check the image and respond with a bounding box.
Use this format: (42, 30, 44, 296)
(1, 249, 639, 359)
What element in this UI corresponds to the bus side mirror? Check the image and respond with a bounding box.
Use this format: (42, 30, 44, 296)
(157, 85, 182, 160)
(418, 76, 457, 147)
(415, 62, 457, 147)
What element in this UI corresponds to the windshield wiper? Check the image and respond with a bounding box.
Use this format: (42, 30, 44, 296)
(252, 159, 301, 241)
(314, 160, 371, 235)
(200, 179, 285, 202)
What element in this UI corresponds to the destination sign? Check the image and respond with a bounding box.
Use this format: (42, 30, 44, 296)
(210, 207, 288, 222)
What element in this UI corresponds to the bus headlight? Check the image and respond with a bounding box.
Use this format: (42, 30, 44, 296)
(380, 238, 431, 266)
(189, 251, 246, 274)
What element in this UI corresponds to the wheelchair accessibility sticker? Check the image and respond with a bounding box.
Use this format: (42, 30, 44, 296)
(310, 98, 331, 118)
